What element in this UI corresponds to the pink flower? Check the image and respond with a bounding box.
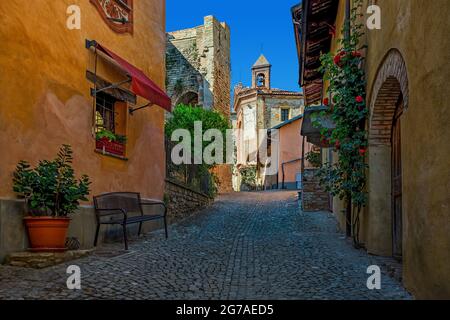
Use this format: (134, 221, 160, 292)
(355, 96, 364, 103)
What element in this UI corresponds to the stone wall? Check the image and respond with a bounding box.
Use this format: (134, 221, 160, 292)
(302, 169, 329, 212)
(164, 179, 213, 223)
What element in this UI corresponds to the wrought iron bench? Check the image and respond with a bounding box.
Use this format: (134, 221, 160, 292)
(93, 192, 168, 250)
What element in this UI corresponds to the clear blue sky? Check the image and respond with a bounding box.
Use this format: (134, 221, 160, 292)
(166, 0, 302, 93)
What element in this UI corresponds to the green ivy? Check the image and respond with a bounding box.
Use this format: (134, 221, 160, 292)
(305, 150, 321, 168)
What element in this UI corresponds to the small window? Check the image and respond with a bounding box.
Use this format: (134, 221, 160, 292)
(281, 108, 290, 122)
(95, 92, 128, 158)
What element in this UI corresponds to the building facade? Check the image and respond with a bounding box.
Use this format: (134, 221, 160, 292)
(293, 0, 450, 298)
(166, 15, 232, 193)
(233, 55, 306, 190)
(0, 0, 170, 260)
(271, 115, 315, 190)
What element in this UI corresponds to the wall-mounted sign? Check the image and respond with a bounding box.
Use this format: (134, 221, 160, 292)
(90, 0, 133, 34)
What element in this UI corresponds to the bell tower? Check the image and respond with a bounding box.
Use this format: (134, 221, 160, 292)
(252, 54, 271, 89)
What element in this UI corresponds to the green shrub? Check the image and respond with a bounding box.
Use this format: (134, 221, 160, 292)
(12, 145, 91, 217)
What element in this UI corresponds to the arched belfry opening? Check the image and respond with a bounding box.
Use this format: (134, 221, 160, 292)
(256, 73, 266, 87)
(367, 49, 409, 260)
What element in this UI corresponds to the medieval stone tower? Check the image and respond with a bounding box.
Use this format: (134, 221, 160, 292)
(166, 16, 232, 193)
(166, 15, 231, 117)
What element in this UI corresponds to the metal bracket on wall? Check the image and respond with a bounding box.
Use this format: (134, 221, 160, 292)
(129, 103, 153, 115)
(90, 78, 131, 97)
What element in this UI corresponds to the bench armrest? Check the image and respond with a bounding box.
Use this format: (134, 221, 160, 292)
(95, 208, 128, 223)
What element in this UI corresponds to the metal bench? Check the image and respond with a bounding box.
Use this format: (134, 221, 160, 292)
(93, 192, 168, 250)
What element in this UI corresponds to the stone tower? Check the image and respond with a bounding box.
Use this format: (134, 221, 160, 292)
(251, 54, 271, 89)
(166, 15, 231, 117)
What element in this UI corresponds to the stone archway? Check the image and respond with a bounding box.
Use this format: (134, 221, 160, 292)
(366, 49, 409, 258)
(175, 91, 199, 107)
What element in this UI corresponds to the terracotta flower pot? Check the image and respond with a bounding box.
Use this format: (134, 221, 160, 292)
(24, 217, 71, 251)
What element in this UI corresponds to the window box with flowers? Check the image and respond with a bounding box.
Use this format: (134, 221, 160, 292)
(95, 129, 127, 158)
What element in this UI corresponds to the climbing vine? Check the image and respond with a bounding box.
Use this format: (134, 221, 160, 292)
(313, 0, 367, 246)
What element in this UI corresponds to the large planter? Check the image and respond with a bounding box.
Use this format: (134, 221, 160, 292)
(96, 137, 126, 156)
(24, 217, 71, 251)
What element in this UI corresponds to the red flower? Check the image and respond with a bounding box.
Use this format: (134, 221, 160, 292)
(323, 97, 329, 106)
(359, 148, 367, 156)
(355, 95, 364, 103)
(352, 51, 362, 57)
(333, 54, 341, 65)
(335, 139, 341, 150)
(320, 136, 330, 146)
(339, 51, 347, 56)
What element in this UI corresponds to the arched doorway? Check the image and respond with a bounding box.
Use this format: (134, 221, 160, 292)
(367, 49, 409, 259)
(176, 91, 199, 106)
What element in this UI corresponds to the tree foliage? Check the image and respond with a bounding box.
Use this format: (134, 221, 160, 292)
(165, 104, 231, 197)
(165, 104, 231, 167)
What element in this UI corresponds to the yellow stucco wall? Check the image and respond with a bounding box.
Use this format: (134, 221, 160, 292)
(0, 0, 167, 201)
(320, 0, 450, 298)
(363, 0, 450, 299)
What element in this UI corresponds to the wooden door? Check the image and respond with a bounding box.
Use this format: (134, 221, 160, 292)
(391, 99, 403, 260)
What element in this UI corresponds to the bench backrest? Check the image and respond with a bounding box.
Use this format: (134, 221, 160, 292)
(93, 192, 143, 215)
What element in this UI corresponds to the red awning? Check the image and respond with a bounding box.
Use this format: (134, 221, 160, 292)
(93, 42, 172, 112)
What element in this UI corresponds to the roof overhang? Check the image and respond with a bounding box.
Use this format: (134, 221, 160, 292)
(301, 105, 335, 147)
(292, 0, 339, 105)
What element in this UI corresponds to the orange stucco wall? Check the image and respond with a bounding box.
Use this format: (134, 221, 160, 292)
(277, 118, 313, 185)
(0, 0, 167, 202)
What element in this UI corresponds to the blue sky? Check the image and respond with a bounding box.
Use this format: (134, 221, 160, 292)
(166, 0, 302, 93)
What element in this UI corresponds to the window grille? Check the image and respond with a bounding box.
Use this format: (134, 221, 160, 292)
(95, 92, 117, 133)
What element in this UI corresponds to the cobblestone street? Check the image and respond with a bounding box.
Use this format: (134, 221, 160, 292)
(0, 191, 411, 300)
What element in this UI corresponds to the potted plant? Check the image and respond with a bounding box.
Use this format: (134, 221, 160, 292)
(12, 145, 91, 251)
(95, 129, 127, 156)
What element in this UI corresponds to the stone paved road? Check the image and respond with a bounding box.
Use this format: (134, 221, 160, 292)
(0, 191, 412, 300)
